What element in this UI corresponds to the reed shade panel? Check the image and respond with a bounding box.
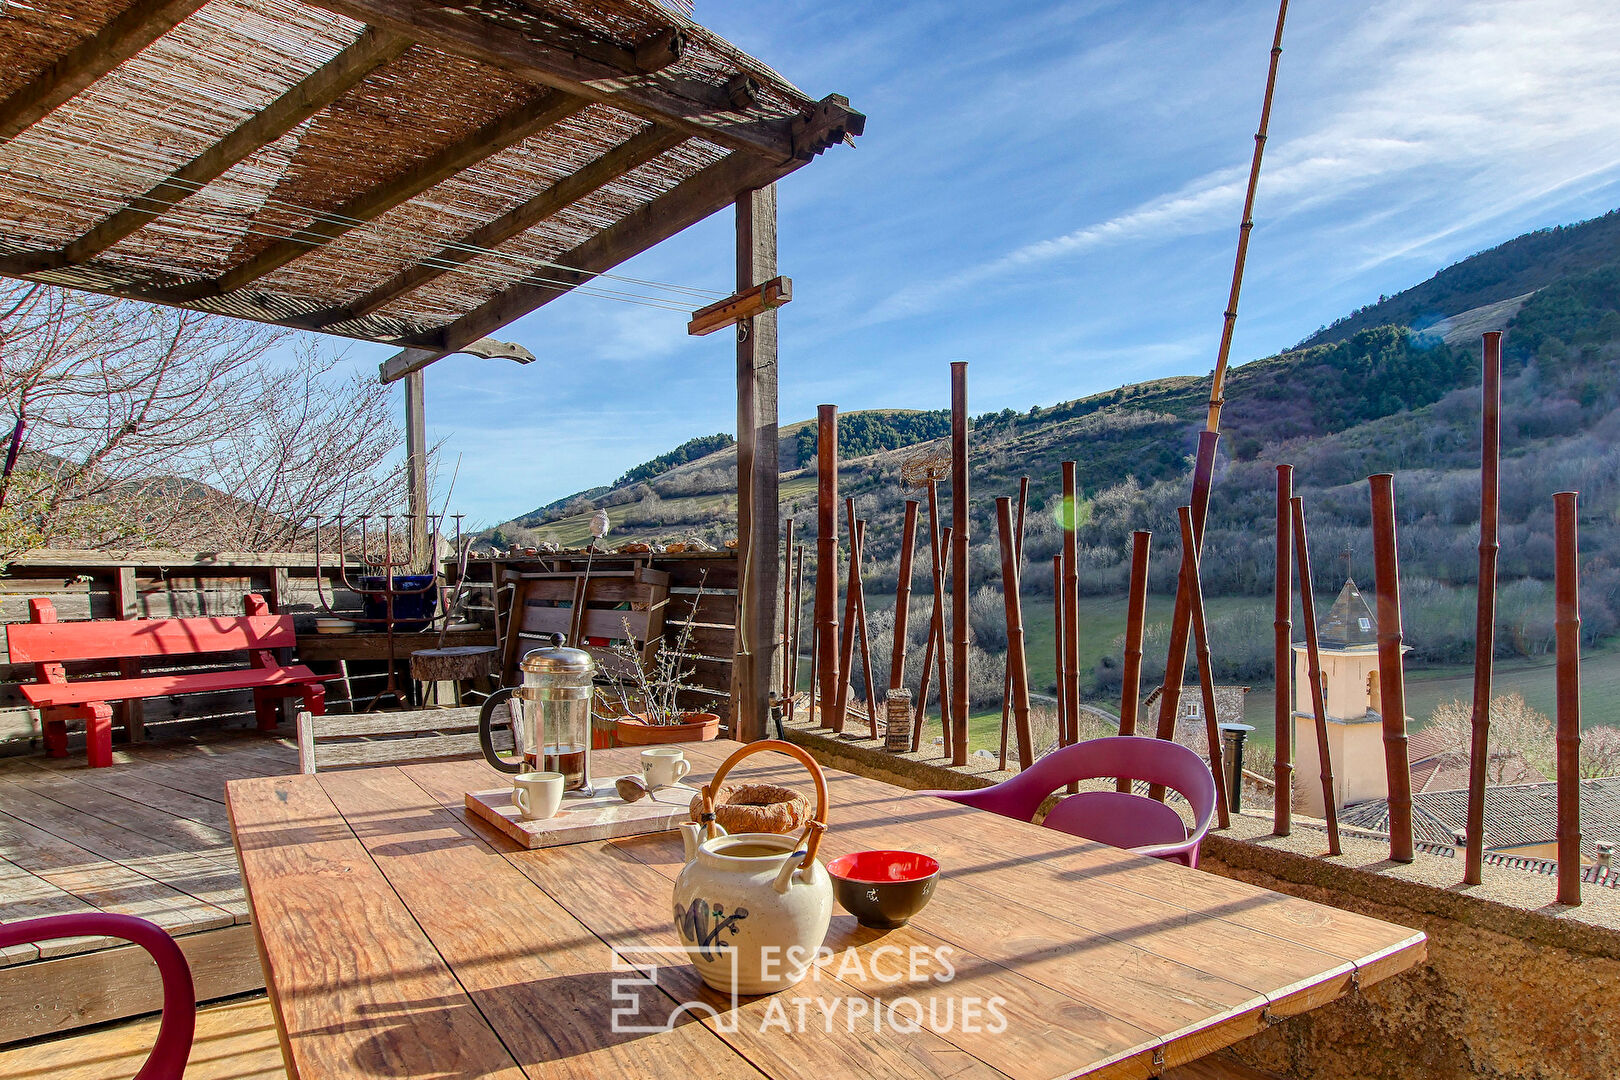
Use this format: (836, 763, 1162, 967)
(1368, 473, 1414, 864)
(1555, 491, 1582, 907)
(1465, 331, 1504, 885)
(1273, 464, 1294, 836)
(226, 740, 1428, 1080)
(0, 0, 860, 349)
(1292, 495, 1341, 856)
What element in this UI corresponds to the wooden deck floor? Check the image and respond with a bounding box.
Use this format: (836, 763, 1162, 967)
(0, 731, 298, 1043)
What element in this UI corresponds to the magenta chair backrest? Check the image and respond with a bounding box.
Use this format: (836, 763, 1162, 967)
(919, 736, 1218, 866)
(0, 913, 194, 1079)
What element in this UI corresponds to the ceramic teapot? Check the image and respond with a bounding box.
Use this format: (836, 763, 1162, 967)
(673, 740, 832, 995)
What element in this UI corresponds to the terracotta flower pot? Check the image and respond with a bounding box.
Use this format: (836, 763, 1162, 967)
(614, 712, 720, 746)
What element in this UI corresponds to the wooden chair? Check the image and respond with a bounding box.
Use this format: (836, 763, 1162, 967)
(296, 705, 516, 773)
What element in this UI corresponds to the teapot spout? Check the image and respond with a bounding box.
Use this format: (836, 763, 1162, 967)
(679, 821, 703, 862)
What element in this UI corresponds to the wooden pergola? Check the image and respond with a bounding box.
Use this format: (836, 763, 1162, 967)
(0, 0, 862, 738)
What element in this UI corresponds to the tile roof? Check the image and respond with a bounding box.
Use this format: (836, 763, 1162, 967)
(1339, 776, 1620, 858)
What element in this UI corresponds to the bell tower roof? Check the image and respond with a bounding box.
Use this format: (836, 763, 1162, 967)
(1318, 578, 1379, 649)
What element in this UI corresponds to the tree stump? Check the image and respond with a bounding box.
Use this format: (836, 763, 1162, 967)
(410, 646, 498, 706)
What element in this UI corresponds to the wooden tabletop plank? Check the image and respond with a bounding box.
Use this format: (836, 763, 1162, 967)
(226, 775, 528, 1080)
(315, 766, 767, 1080)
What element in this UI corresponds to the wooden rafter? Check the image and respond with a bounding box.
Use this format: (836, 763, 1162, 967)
(389, 149, 798, 372)
(315, 124, 686, 327)
(155, 90, 591, 302)
(687, 275, 790, 336)
(0, 29, 412, 277)
(302, 0, 864, 161)
(0, 0, 208, 144)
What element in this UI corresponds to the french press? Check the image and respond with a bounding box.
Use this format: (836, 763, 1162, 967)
(478, 634, 596, 796)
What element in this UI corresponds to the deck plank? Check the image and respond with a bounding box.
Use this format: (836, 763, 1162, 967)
(0, 996, 287, 1080)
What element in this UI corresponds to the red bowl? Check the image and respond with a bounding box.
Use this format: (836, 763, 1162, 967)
(825, 850, 940, 928)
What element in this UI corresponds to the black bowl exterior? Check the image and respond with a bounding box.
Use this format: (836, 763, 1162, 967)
(830, 870, 939, 929)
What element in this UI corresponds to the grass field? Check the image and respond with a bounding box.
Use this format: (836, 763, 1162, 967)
(527, 475, 817, 547)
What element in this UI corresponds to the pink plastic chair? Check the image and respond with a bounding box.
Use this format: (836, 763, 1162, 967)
(918, 736, 1217, 867)
(0, 913, 195, 1078)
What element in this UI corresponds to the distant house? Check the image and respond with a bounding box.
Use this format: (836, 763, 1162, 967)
(1142, 684, 1249, 747)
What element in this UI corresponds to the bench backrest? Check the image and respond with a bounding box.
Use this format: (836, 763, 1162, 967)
(297, 706, 504, 774)
(8, 594, 295, 664)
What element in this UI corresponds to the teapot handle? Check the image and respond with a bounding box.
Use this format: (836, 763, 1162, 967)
(699, 739, 829, 869)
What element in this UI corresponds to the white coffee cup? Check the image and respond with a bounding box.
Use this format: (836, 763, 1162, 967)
(513, 771, 564, 821)
(641, 747, 691, 790)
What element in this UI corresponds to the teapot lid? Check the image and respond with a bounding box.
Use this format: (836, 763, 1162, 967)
(519, 634, 593, 676)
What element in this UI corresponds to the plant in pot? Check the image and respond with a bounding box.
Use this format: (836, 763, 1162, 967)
(605, 577, 720, 745)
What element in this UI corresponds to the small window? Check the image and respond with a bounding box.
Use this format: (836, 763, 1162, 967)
(1358, 617, 1371, 631)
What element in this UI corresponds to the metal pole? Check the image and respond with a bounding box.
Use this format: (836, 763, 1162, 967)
(1369, 473, 1414, 863)
(1273, 463, 1294, 835)
(1555, 491, 1582, 906)
(1465, 330, 1503, 885)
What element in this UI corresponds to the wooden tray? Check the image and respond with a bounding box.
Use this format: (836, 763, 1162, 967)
(465, 779, 695, 849)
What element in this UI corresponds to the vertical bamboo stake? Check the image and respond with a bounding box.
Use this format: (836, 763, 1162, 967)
(1555, 491, 1582, 907)
(938, 525, 955, 760)
(1464, 330, 1503, 886)
(999, 476, 1030, 770)
(1273, 464, 1294, 836)
(780, 518, 794, 719)
(950, 361, 970, 766)
(1157, 433, 1221, 760)
(853, 520, 880, 738)
(806, 598, 819, 725)
(1061, 461, 1081, 757)
(1203, 0, 1290, 436)
(1292, 494, 1340, 855)
(892, 500, 920, 692)
(996, 496, 1035, 769)
(913, 493, 952, 754)
(1369, 473, 1414, 863)
(1178, 505, 1231, 827)
(789, 544, 805, 723)
(1052, 555, 1066, 748)
(815, 405, 840, 730)
(1118, 530, 1152, 793)
(835, 498, 861, 732)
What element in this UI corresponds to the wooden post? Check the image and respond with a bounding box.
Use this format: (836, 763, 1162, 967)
(1464, 330, 1503, 884)
(1273, 464, 1294, 836)
(1292, 495, 1340, 855)
(950, 361, 970, 766)
(1117, 530, 1151, 793)
(891, 500, 920, 692)
(111, 566, 145, 743)
(815, 405, 840, 731)
(1178, 506, 1231, 827)
(1369, 473, 1414, 863)
(732, 184, 779, 743)
(996, 497, 1035, 769)
(999, 476, 1030, 769)
(404, 369, 429, 572)
(1555, 491, 1582, 906)
(1061, 462, 1081, 759)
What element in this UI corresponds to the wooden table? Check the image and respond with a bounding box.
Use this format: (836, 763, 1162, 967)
(226, 741, 1427, 1080)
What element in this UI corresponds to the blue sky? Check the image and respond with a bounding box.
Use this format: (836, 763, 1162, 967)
(328, 0, 1620, 527)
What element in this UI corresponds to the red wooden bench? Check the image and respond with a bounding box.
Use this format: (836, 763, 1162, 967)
(9, 593, 331, 768)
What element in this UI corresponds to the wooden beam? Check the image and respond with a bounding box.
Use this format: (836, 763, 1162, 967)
(0, 30, 411, 276)
(322, 125, 686, 327)
(732, 184, 778, 742)
(156, 91, 589, 302)
(378, 338, 535, 384)
(402, 150, 799, 357)
(405, 370, 429, 572)
(299, 0, 864, 161)
(0, 0, 208, 144)
(688, 276, 790, 337)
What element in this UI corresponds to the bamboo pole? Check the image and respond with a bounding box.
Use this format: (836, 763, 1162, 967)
(780, 518, 794, 721)
(852, 520, 879, 738)
(996, 496, 1035, 769)
(1052, 555, 1066, 749)
(891, 500, 920, 692)
(1555, 491, 1582, 907)
(1464, 330, 1503, 885)
(1178, 505, 1231, 827)
(938, 524, 955, 760)
(1117, 529, 1152, 794)
(1061, 461, 1081, 757)
(835, 498, 861, 732)
(815, 405, 840, 731)
(1369, 473, 1414, 863)
(950, 361, 970, 766)
(1273, 464, 1293, 836)
(1204, 0, 1290, 436)
(913, 482, 951, 753)
(1156, 433, 1221, 756)
(999, 476, 1029, 770)
(1292, 494, 1340, 855)
(806, 595, 819, 725)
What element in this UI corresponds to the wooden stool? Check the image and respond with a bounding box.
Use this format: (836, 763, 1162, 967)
(410, 646, 498, 707)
